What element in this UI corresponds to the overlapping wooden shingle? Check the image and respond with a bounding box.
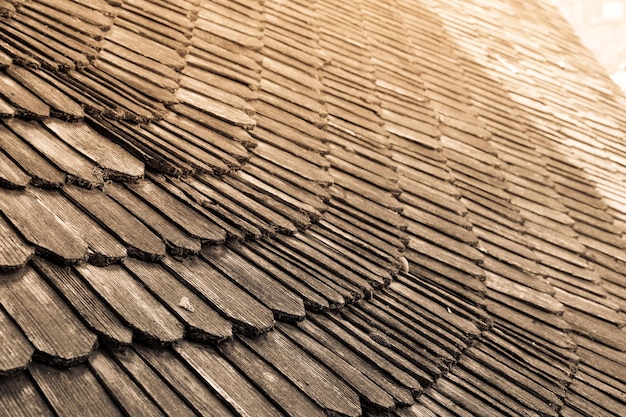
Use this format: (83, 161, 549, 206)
(1, 0, 626, 415)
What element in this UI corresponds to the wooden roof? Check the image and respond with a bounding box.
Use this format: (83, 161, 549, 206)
(1, 0, 626, 415)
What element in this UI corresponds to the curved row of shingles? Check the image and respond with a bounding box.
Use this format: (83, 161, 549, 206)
(432, 0, 626, 416)
(284, 0, 488, 411)
(0, 1, 428, 416)
(371, 1, 585, 415)
(464, 1, 626, 415)
(321, 0, 500, 408)
(0, 0, 290, 387)
(157, 0, 427, 414)
(0, 1, 320, 415)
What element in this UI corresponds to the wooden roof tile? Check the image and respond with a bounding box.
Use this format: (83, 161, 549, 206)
(0, 306, 34, 375)
(110, 347, 198, 417)
(88, 351, 166, 417)
(221, 338, 328, 416)
(176, 341, 288, 416)
(162, 256, 275, 334)
(32, 257, 132, 345)
(134, 345, 237, 416)
(63, 185, 166, 260)
(1, 0, 626, 415)
(242, 329, 362, 417)
(0, 266, 97, 364)
(45, 118, 147, 181)
(75, 262, 184, 344)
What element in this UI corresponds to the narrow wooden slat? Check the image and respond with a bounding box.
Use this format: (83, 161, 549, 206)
(194, 175, 295, 235)
(0, 71, 50, 117)
(75, 263, 184, 344)
(202, 245, 306, 321)
(63, 185, 166, 261)
(5, 119, 102, 188)
(124, 179, 226, 244)
(142, 122, 233, 175)
(135, 346, 236, 416)
(44, 119, 144, 180)
(93, 59, 178, 105)
(0, 150, 30, 189)
(0, 216, 34, 271)
(30, 362, 123, 417)
(175, 341, 287, 416)
(162, 256, 275, 335)
(0, 123, 65, 188)
(310, 313, 423, 393)
(270, 237, 365, 302)
(32, 258, 133, 345)
(280, 323, 397, 411)
(0, 188, 88, 264)
(182, 176, 278, 237)
(0, 307, 34, 375)
(124, 258, 232, 343)
(148, 175, 251, 240)
(32, 189, 127, 266)
(180, 73, 255, 114)
(176, 87, 256, 129)
(279, 233, 376, 294)
(89, 351, 166, 417)
(100, 49, 178, 92)
(170, 103, 256, 146)
(234, 242, 330, 311)
(221, 339, 328, 417)
(0, 371, 55, 417)
(105, 183, 201, 257)
(241, 330, 362, 417)
(107, 25, 185, 69)
(195, 11, 264, 50)
(123, 0, 193, 34)
(112, 348, 198, 417)
(0, 266, 97, 365)
(6, 66, 84, 119)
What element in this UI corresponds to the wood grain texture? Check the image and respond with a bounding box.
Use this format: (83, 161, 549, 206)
(0, 123, 65, 188)
(221, 339, 328, 417)
(6, 66, 84, 119)
(242, 330, 362, 417)
(162, 256, 275, 334)
(30, 362, 124, 417)
(0, 307, 34, 375)
(112, 347, 198, 417)
(0, 72, 49, 117)
(234, 242, 331, 311)
(105, 183, 202, 256)
(64, 185, 166, 261)
(0, 267, 97, 364)
(124, 257, 232, 343)
(0, 371, 55, 417)
(75, 263, 184, 344)
(5, 119, 102, 188)
(0, 188, 88, 264)
(124, 178, 226, 243)
(32, 189, 127, 266)
(203, 245, 306, 321)
(32, 258, 133, 345)
(281, 323, 397, 411)
(177, 87, 256, 129)
(0, 215, 34, 271)
(175, 341, 287, 417)
(107, 26, 186, 69)
(0, 149, 30, 189)
(136, 346, 236, 417)
(89, 351, 166, 417)
(44, 119, 144, 180)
